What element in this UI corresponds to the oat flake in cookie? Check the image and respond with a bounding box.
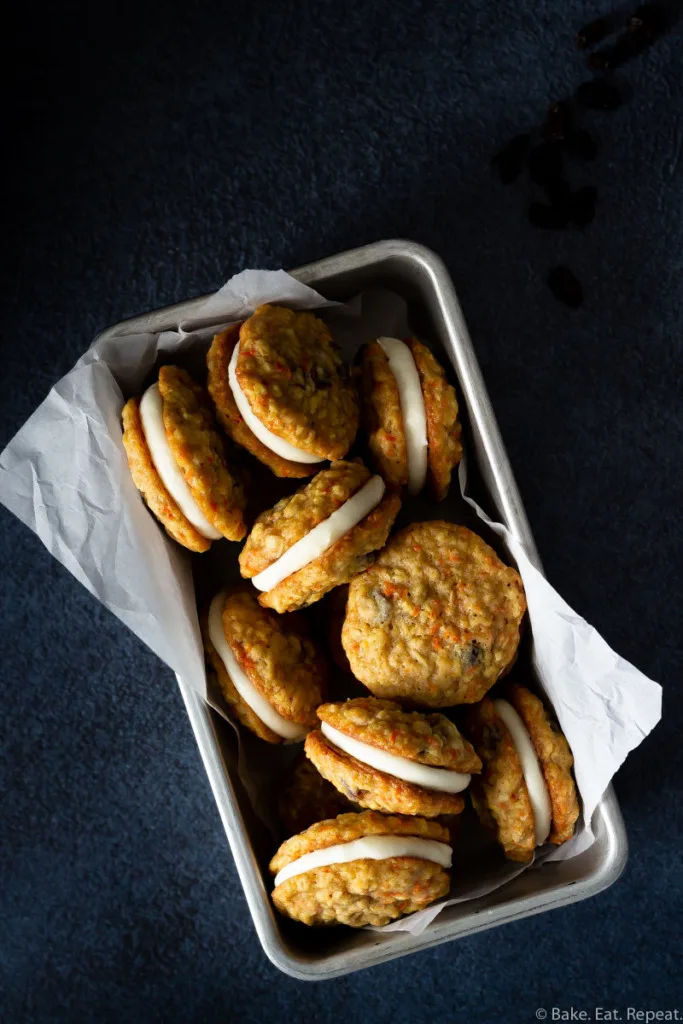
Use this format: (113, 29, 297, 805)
(239, 461, 401, 613)
(201, 588, 328, 743)
(342, 521, 526, 706)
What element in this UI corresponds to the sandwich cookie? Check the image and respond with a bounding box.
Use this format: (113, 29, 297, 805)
(201, 588, 328, 743)
(239, 461, 401, 613)
(305, 697, 482, 817)
(342, 521, 527, 707)
(359, 336, 462, 500)
(207, 305, 359, 475)
(464, 684, 579, 862)
(270, 811, 452, 927)
(122, 365, 246, 551)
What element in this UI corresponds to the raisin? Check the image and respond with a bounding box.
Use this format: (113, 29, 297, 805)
(528, 143, 562, 185)
(576, 17, 609, 49)
(464, 641, 481, 667)
(570, 185, 598, 226)
(547, 267, 584, 308)
(569, 127, 598, 161)
(590, 24, 658, 69)
(587, 47, 617, 71)
(528, 202, 568, 230)
(628, 4, 666, 35)
(543, 101, 571, 143)
(492, 133, 531, 184)
(576, 79, 624, 111)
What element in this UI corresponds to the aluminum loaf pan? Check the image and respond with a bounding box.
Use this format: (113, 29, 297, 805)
(96, 239, 628, 980)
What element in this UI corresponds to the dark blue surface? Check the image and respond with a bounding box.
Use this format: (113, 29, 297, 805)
(2, 1, 682, 1020)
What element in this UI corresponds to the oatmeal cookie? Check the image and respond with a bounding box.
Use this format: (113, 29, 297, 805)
(201, 588, 328, 743)
(239, 462, 401, 613)
(158, 365, 246, 541)
(121, 396, 210, 553)
(359, 337, 462, 500)
(506, 684, 579, 845)
(206, 323, 321, 478)
(270, 811, 451, 927)
(342, 521, 526, 706)
(235, 305, 359, 460)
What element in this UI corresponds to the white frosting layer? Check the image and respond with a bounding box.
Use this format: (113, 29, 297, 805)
(228, 341, 321, 464)
(493, 699, 552, 846)
(207, 591, 308, 741)
(139, 384, 222, 540)
(377, 337, 428, 495)
(273, 834, 452, 888)
(320, 722, 472, 794)
(251, 476, 385, 593)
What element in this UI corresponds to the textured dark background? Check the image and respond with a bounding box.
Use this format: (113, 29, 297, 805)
(2, 0, 682, 1020)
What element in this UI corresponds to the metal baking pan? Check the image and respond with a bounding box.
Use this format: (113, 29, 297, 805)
(96, 239, 628, 980)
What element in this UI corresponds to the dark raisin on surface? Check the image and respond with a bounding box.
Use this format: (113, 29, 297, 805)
(576, 79, 624, 111)
(528, 202, 568, 230)
(492, 133, 531, 184)
(569, 127, 598, 161)
(576, 17, 609, 49)
(547, 267, 584, 308)
(543, 102, 571, 143)
(464, 641, 481, 667)
(528, 143, 562, 185)
(590, 22, 659, 69)
(587, 47, 618, 70)
(629, 4, 667, 35)
(570, 185, 598, 226)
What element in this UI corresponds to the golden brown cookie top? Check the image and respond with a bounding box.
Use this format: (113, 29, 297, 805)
(506, 684, 579, 845)
(406, 338, 463, 502)
(342, 521, 527, 707)
(316, 697, 482, 773)
(158, 365, 247, 542)
(235, 305, 359, 460)
(239, 461, 370, 578)
(206, 325, 320, 479)
(220, 588, 327, 725)
(269, 810, 449, 874)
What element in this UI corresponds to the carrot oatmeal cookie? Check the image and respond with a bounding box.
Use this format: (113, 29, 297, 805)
(121, 365, 246, 551)
(359, 337, 462, 500)
(463, 685, 579, 862)
(206, 323, 321, 478)
(239, 461, 401, 613)
(208, 305, 358, 471)
(305, 697, 481, 817)
(342, 521, 526, 706)
(270, 810, 452, 927)
(201, 587, 328, 743)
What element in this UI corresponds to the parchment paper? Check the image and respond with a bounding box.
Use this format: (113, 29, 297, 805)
(0, 269, 662, 936)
